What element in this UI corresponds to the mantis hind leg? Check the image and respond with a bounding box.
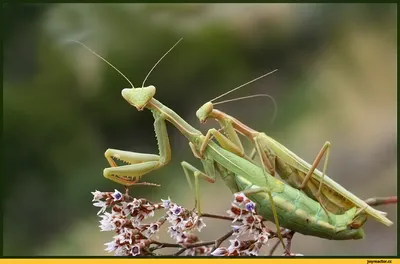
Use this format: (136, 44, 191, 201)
(297, 141, 332, 220)
(298, 141, 331, 193)
(239, 187, 286, 253)
(253, 137, 286, 251)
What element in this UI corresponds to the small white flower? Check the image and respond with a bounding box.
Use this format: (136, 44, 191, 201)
(196, 218, 206, 232)
(170, 216, 185, 230)
(227, 239, 242, 253)
(92, 190, 104, 201)
(231, 224, 250, 237)
(99, 212, 116, 231)
(131, 245, 141, 256)
(167, 226, 181, 239)
(176, 232, 188, 244)
(104, 240, 118, 253)
(146, 210, 155, 219)
(131, 209, 153, 226)
(170, 204, 184, 216)
(233, 192, 246, 205)
(144, 223, 160, 238)
(111, 189, 123, 202)
(244, 200, 256, 212)
(161, 197, 172, 208)
(118, 201, 128, 213)
(256, 230, 270, 245)
(211, 247, 228, 256)
(130, 217, 142, 227)
(114, 244, 131, 256)
(243, 248, 259, 256)
(227, 204, 243, 222)
(93, 200, 108, 215)
(116, 228, 134, 244)
(131, 198, 142, 208)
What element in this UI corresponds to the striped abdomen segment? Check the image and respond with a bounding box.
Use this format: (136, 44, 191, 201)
(235, 175, 364, 240)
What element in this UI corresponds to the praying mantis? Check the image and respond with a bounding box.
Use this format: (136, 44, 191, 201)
(195, 71, 394, 228)
(72, 39, 377, 242)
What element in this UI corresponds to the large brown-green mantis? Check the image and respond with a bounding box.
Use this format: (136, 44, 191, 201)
(72, 39, 369, 242)
(195, 72, 394, 228)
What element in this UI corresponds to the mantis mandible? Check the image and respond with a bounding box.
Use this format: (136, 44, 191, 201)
(70, 39, 369, 243)
(195, 71, 394, 228)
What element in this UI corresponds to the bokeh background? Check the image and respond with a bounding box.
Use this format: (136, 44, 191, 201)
(3, 3, 397, 256)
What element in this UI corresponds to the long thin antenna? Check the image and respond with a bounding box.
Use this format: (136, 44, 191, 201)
(69, 40, 134, 88)
(142, 38, 183, 87)
(210, 69, 278, 102)
(214, 94, 278, 124)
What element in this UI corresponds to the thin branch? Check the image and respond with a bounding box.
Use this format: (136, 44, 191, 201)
(150, 240, 181, 248)
(173, 248, 188, 256)
(268, 239, 281, 256)
(187, 230, 234, 249)
(268, 228, 286, 255)
(164, 229, 235, 256)
(201, 213, 236, 221)
(209, 230, 235, 254)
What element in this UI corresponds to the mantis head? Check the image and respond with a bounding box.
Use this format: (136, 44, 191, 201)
(120, 38, 183, 111)
(121, 85, 156, 111)
(196, 101, 213, 123)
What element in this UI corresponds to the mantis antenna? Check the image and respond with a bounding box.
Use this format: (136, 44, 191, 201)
(142, 38, 183, 87)
(68, 39, 135, 88)
(209, 69, 278, 102)
(68, 38, 183, 89)
(214, 93, 278, 124)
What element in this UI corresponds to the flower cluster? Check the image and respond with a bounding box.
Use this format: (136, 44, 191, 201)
(92, 190, 211, 256)
(92, 189, 302, 256)
(162, 198, 211, 256)
(92, 189, 164, 256)
(210, 192, 271, 256)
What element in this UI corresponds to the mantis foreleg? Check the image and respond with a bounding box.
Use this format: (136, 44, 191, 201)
(103, 110, 171, 185)
(199, 128, 248, 159)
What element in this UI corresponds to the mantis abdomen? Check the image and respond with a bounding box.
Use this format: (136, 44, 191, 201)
(235, 175, 365, 240)
(206, 142, 364, 240)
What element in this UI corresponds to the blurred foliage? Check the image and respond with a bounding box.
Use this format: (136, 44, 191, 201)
(3, 3, 396, 256)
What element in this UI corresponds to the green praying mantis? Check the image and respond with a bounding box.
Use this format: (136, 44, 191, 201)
(195, 71, 394, 228)
(71, 39, 389, 243)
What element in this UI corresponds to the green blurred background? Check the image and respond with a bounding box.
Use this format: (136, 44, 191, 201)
(3, 3, 397, 256)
